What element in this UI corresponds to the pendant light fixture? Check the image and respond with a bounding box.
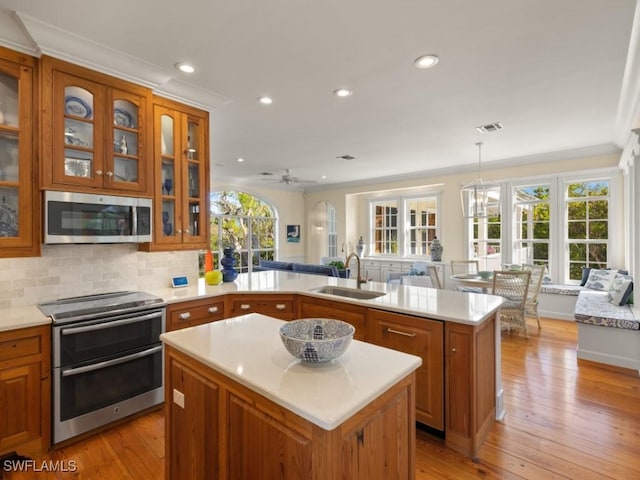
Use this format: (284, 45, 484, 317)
(460, 142, 501, 218)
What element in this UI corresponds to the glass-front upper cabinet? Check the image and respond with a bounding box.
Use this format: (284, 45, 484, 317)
(0, 48, 39, 257)
(142, 99, 208, 252)
(41, 56, 151, 195)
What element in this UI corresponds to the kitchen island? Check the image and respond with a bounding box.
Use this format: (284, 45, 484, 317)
(161, 313, 422, 480)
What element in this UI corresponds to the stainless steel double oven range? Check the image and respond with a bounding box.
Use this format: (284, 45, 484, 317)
(38, 291, 166, 444)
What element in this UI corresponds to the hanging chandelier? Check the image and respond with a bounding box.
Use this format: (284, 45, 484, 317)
(460, 142, 501, 218)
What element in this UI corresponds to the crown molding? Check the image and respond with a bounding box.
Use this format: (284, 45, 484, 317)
(301, 144, 622, 193)
(9, 11, 229, 110)
(614, 1, 640, 146)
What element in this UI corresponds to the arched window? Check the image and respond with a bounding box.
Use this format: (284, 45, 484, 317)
(210, 191, 277, 273)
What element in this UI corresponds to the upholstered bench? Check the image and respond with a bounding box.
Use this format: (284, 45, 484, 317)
(574, 290, 640, 371)
(538, 284, 587, 320)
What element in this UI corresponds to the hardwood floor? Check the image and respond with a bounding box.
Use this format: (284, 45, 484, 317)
(3, 318, 640, 479)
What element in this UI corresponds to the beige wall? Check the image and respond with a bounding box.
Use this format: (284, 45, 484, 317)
(303, 152, 624, 266)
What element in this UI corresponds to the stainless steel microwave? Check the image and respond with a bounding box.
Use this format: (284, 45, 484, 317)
(44, 191, 152, 244)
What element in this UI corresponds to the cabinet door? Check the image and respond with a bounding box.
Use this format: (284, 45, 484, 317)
(168, 358, 219, 480)
(368, 309, 444, 430)
(180, 113, 207, 246)
(0, 361, 41, 453)
(51, 69, 106, 188)
(228, 392, 312, 479)
(299, 296, 367, 341)
(108, 89, 149, 192)
(0, 50, 39, 257)
(41, 56, 152, 195)
(150, 100, 209, 250)
(444, 319, 495, 458)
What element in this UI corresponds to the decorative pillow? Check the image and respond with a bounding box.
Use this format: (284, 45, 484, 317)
(609, 274, 634, 306)
(580, 267, 592, 286)
(584, 269, 619, 291)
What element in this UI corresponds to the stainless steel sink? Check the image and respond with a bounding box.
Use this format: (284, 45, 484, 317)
(311, 286, 386, 300)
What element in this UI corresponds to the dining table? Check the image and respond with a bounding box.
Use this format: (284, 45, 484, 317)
(449, 273, 494, 293)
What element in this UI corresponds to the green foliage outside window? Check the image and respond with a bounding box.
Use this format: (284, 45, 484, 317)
(209, 191, 276, 275)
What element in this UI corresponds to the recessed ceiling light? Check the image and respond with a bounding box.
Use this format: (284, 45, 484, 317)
(322, 175, 327, 179)
(333, 88, 353, 98)
(258, 96, 273, 105)
(237, 157, 244, 163)
(175, 62, 196, 73)
(414, 54, 439, 69)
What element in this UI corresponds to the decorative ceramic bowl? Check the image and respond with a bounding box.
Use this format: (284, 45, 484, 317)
(478, 270, 493, 279)
(279, 318, 355, 363)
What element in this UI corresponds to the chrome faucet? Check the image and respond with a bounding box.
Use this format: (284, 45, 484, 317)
(345, 252, 367, 288)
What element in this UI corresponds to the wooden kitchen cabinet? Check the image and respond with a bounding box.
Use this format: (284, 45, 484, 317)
(444, 315, 496, 458)
(0, 47, 39, 258)
(298, 296, 367, 341)
(0, 325, 51, 458)
(40, 56, 152, 195)
(165, 344, 416, 480)
(166, 297, 226, 331)
(166, 357, 219, 479)
(226, 294, 296, 320)
(142, 97, 209, 251)
(368, 308, 444, 429)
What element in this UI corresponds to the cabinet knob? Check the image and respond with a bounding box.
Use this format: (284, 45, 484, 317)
(240, 304, 251, 310)
(275, 304, 287, 310)
(452, 347, 457, 352)
(96, 170, 103, 176)
(178, 312, 191, 320)
(106, 171, 114, 177)
(208, 306, 219, 314)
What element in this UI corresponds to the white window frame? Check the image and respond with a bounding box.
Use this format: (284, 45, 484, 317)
(464, 168, 620, 284)
(368, 192, 441, 258)
(327, 203, 337, 257)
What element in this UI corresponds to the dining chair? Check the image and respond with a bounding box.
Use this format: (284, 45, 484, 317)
(427, 265, 442, 289)
(492, 270, 531, 338)
(450, 260, 481, 292)
(521, 264, 545, 330)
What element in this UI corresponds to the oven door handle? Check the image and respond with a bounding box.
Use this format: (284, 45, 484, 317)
(60, 311, 164, 336)
(61, 345, 163, 377)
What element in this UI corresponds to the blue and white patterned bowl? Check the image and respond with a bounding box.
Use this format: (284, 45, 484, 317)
(279, 318, 355, 363)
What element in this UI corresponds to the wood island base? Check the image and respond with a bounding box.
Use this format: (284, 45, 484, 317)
(165, 345, 417, 480)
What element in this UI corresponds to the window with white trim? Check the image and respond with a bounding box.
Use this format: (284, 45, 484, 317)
(370, 194, 439, 257)
(327, 203, 337, 257)
(464, 171, 617, 284)
(566, 179, 609, 280)
(513, 184, 550, 270)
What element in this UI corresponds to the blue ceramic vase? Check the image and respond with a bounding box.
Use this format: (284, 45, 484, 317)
(221, 247, 238, 282)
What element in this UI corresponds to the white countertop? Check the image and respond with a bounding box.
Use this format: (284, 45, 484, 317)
(0, 305, 51, 333)
(0, 270, 504, 332)
(160, 313, 422, 430)
(153, 270, 504, 326)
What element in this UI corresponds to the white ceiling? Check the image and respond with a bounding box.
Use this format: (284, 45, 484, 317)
(0, 0, 637, 190)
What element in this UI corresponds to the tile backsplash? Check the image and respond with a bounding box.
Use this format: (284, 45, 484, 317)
(0, 244, 199, 308)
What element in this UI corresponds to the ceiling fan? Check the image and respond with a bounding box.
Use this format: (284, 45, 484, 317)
(262, 169, 316, 185)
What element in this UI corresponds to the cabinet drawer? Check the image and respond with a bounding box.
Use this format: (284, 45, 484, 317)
(167, 299, 226, 331)
(229, 297, 295, 320)
(0, 336, 41, 362)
